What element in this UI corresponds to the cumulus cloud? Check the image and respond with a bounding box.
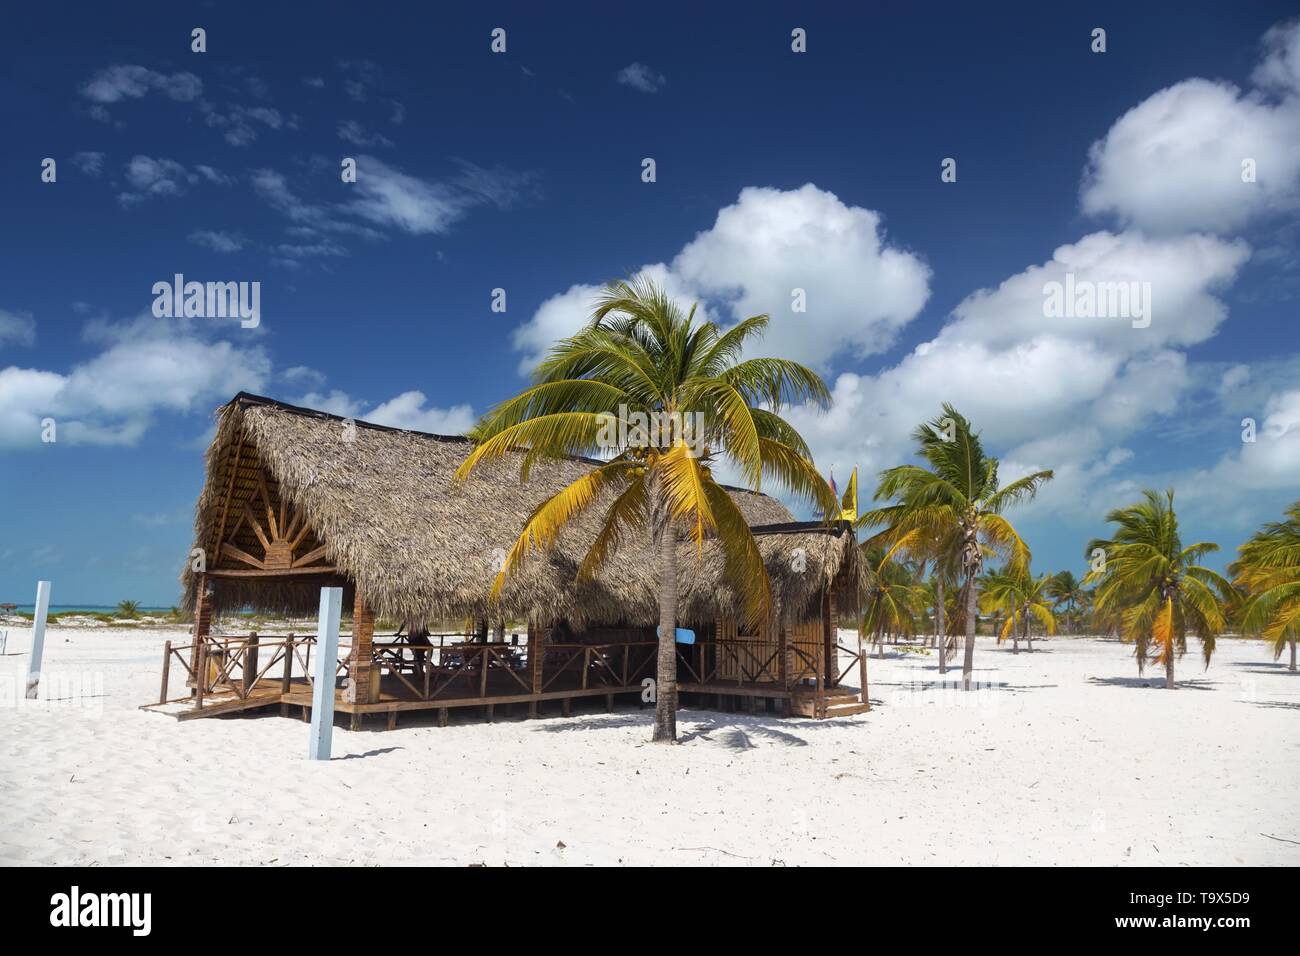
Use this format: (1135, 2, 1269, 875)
(1080, 20, 1300, 234)
(512, 184, 930, 372)
(0, 317, 270, 448)
(1191, 388, 1300, 493)
(780, 230, 1249, 522)
(616, 63, 667, 93)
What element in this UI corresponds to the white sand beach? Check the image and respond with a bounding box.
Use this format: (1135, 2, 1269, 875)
(1, 626, 1297, 867)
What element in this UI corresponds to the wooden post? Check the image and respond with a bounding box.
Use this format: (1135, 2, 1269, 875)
(778, 623, 789, 691)
(25, 580, 51, 700)
(159, 640, 172, 704)
(822, 588, 836, 689)
(527, 622, 543, 717)
(308, 587, 343, 760)
(282, 634, 294, 687)
(195, 642, 207, 710)
(346, 591, 376, 705)
(387, 710, 397, 731)
(242, 631, 260, 697)
(188, 573, 212, 696)
(280, 634, 294, 716)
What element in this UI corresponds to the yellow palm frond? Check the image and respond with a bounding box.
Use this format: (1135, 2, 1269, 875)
(659, 441, 717, 554)
(491, 460, 634, 598)
(701, 480, 772, 629)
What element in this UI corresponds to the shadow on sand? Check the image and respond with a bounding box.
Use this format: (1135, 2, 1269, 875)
(1086, 675, 1215, 691)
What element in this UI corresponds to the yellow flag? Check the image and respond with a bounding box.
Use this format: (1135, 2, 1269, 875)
(839, 466, 858, 522)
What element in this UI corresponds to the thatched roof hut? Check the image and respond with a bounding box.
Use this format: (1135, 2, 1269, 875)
(182, 393, 861, 630)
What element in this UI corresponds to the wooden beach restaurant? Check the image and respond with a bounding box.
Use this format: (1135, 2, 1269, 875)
(147, 393, 867, 728)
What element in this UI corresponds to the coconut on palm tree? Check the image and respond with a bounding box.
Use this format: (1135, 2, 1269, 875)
(1231, 500, 1300, 671)
(860, 405, 1053, 689)
(457, 277, 837, 742)
(979, 567, 1057, 652)
(1084, 489, 1231, 689)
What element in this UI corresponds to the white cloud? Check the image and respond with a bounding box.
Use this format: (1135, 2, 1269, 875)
(781, 230, 1249, 521)
(0, 317, 270, 449)
(0, 309, 36, 348)
(939, 231, 1249, 357)
(512, 184, 931, 372)
(80, 64, 202, 104)
(616, 63, 667, 93)
(1253, 18, 1300, 94)
(292, 389, 475, 434)
(1210, 388, 1300, 490)
(337, 120, 393, 147)
(188, 230, 245, 253)
(1080, 20, 1300, 234)
(346, 156, 528, 235)
(118, 156, 227, 207)
(72, 151, 105, 176)
(364, 391, 475, 434)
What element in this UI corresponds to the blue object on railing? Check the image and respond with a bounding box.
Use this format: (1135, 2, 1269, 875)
(675, 627, 695, 645)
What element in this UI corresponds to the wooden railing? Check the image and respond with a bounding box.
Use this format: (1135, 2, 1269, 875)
(159, 633, 327, 709)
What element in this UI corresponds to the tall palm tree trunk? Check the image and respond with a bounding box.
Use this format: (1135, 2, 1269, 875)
(1290, 637, 1297, 673)
(1164, 648, 1175, 690)
(961, 576, 978, 690)
(1010, 599, 1019, 654)
(653, 507, 678, 742)
(1024, 606, 1032, 652)
(936, 578, 947, 674)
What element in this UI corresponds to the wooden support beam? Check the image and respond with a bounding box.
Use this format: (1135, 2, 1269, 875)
(345, 591, 376, 705)
(188, 574, 212, 696)
(159, 640, 172, 705)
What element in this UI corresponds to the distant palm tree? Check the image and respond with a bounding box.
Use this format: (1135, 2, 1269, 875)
(115, 600, 141, 618)
(860, 546, 925, 657)
(1046, 570, 1087, 634)
(980, 568, 1057, 652)
(860, 405, 1053, 689)
(1085, 489, 1231, 689)
(458, 277, 837, 743)
(1231, 500, 1300, 671)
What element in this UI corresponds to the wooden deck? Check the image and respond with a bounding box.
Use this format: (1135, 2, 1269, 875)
(142, 631, 869, 727)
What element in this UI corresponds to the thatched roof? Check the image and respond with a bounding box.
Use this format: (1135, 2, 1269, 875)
(182, 393, 861, 628)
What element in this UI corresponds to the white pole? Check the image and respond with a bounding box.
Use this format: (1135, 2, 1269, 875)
(26, 580, 51, 700)
(308, 587, 342, 760)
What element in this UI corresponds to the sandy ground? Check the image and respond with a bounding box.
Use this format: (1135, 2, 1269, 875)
(1, 626, 1297, 866)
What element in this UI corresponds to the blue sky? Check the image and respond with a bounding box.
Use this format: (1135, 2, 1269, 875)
(1, 1, 1298, 605)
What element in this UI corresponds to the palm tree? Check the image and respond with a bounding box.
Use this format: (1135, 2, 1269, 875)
(1046, 570, 1087, 634)
(860, 405, 1053, 689)
(115, 599, 140, 618)
(1231, 500, 1300, 671)
(861, 547, 925, 657)
(1085, 489, 1231, 689)
(980, 568, 1057, 652)
(457, 277, 836, 742)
